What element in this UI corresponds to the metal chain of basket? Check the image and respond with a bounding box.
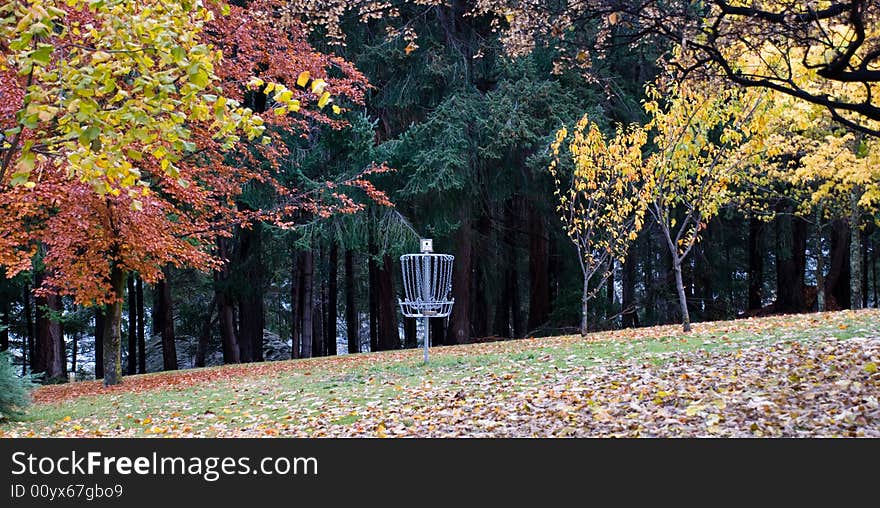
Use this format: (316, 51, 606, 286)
(398, 239, 454, 362)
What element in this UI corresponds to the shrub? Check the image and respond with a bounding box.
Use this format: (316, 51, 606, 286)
(0, 351, 33, 421)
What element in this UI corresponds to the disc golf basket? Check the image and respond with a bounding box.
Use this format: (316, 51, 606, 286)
(399, 239, 454, 363)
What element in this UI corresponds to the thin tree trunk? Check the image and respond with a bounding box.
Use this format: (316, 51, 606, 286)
(158, 267, 177, 371)
(345, 250, 359, 354)
(127, 274, 136, 375)
(136, 276, 145, 374)
(673, 260, 691, 332)
(580, 273, 589, 336)
(94, 308, 104, 379)
(327, 242, 339, 356)
(300, 251, 314, 358)
(102, 266, 126, 386)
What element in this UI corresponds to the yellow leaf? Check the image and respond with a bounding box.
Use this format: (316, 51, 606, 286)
(865, 362, 878, 374)
(296, 71, 310, 87)
(331, 104, 341, 115)
(317, 92, 331, 109)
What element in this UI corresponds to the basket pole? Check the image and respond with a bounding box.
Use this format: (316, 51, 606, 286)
(423, 316, 429, 364)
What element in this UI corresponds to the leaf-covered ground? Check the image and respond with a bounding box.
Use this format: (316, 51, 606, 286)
(2, 310, 878, 438)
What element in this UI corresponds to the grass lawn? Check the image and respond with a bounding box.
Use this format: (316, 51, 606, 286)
(2, 309, 878, 437)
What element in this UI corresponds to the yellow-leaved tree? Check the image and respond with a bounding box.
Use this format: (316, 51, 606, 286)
(549, 114, 649, 336)
(643, 79, 773, 331)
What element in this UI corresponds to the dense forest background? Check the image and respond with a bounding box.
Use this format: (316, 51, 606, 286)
(1, 1, 878, 382)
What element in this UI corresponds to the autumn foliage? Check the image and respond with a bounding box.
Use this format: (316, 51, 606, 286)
(0, 0, 389, 385)
(0, 0, 383, 304)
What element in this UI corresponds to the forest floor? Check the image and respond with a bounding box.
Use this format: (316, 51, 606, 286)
(2, 309, 879, 438)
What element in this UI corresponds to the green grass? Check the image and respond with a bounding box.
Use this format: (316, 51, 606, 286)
(2, 309, 878, 437)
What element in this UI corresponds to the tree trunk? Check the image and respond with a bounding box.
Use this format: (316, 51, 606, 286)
(291, 252, 301, 359)
(748, 218, 764, 310)
(195, 297, 216, 368)
(368, 234, 378, 353)
(580, 272, 589, 336)
(34, 271, 66, 382)
(622, 248, 639, 328)
(157, 268, 177, 371)
(826, 219, 851, 309)
(214, 237, 240, 364)
(127, 274, 137, 375)
(527, 204, 551, 333)
(94, 308, 104, 379)
(816, 217, 826, 312)
(102, 266, 126, 386)
(300, 251, 314, 358)
(313, 270, 324, 358)
(850, 192, 863, 309)
(345, 250, 359, 354)
(237, 224, 265, 362)
(873, 235, 879, 308)
(23, 283, 35, 371)
(0, 274, 8, 352)
(774, 212, 807, 313)
(70, 331, 77, 378)
(447, 205, 472, 345)
(606, 259, 615, 323)
(473, 213, 491, 339)
(136, 276, 145, 374)
(673, 260, 691, 332)
(327, 242, 338, 356)
(377, 254, 399, 350)
(861, 225, 870, 308)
